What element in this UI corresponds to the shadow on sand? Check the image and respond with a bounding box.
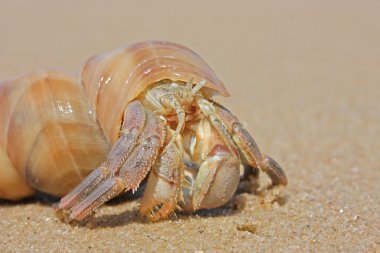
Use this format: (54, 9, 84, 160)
(2, 173, 288, 229)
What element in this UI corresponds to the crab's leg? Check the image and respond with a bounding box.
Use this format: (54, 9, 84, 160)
(139, 138, 183, 221)
(58, 101, 146, 210)
(213, 102, 287, 186)
(196, 98, 239, 157)
(69, 135, 162, 221)
(68, 177, 125, 220)
(58, 102, 167, 221)
(58, 129, 140, 210)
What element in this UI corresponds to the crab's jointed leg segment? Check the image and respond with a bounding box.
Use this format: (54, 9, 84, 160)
(69, 177, 125, 221)
(58, 101, 146, 210)
(119, 135, 162, 192)
(57, 101, 167, 221)
(196, 97, 239, 157)
(213, 102, 288, 186)
(58, 166, 110, 210)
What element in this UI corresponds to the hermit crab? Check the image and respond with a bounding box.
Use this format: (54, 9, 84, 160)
(0, 41, 287, 222)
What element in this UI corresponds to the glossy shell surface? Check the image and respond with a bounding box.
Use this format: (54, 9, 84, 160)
(0, 70, 109, 199)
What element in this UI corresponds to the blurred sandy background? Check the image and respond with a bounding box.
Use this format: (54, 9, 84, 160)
(0, 0, 379, 252)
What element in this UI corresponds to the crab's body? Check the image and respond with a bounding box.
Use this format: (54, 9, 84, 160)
(0, 41, 287, 222)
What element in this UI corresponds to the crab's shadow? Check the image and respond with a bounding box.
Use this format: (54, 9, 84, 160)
(81, 193, 248, 229)
(1, 174, 288, 229)
(79, 176, 288, 229)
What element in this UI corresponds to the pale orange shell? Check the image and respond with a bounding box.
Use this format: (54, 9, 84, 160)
(82, 41, 229, 144)
(0, 70, 109, 199)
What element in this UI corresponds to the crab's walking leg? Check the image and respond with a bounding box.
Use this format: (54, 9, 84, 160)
(213, 102, 287, 186)
(139, 138, 183, 221)
(58, 129, 140, 210)
(69, 177, 125, 220)
(58, 101, 146, 210)
(57, 102, 167, 221)
(69, 135, 161, 221)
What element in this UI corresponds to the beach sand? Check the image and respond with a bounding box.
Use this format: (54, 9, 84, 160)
(0, 1, 379, 252)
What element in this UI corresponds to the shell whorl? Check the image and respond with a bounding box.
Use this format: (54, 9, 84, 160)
(82, 41, 229, 144)
(0, 70, 109, 199)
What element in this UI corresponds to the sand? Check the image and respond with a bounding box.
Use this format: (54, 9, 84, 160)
(0, 1, 379, 252)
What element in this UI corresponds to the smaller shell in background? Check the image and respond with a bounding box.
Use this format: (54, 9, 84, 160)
(0, 70, 109, 200)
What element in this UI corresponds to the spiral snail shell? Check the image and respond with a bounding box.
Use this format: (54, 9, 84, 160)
(0, 70, 109, 200)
